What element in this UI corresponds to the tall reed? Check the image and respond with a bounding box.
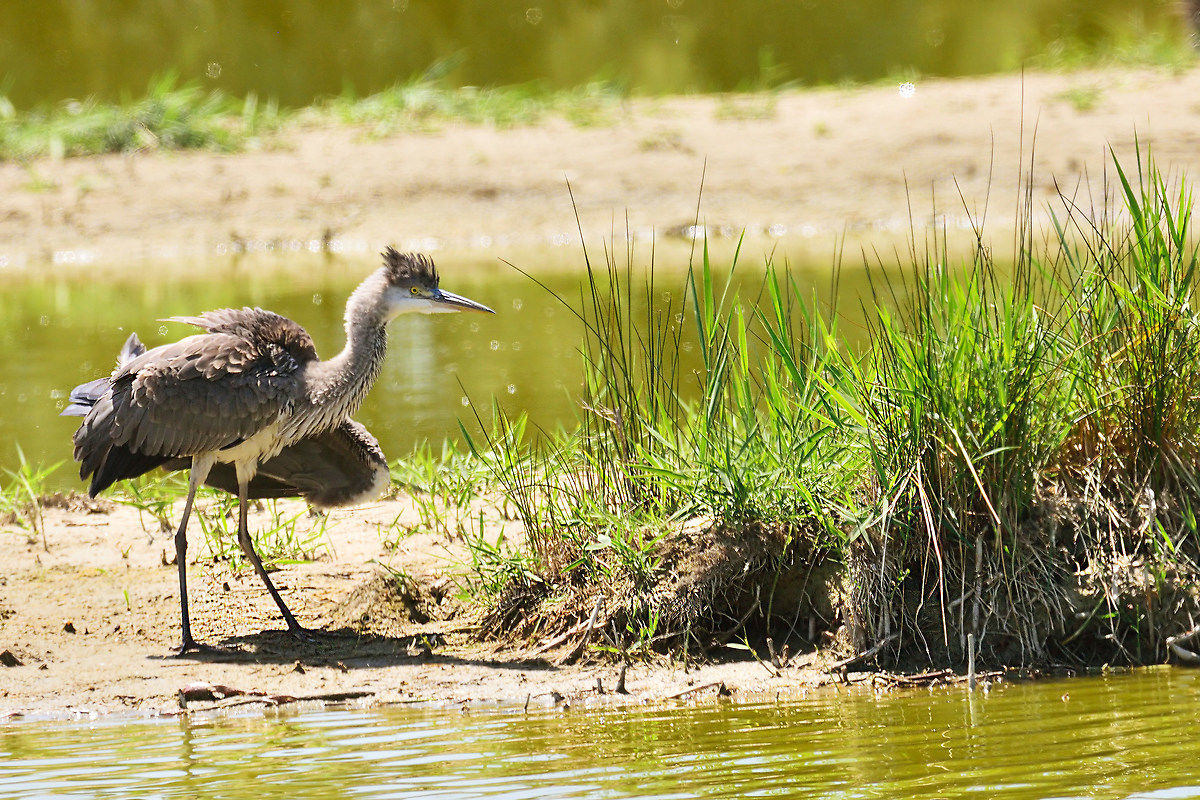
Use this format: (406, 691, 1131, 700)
(457, 149, 1200, 668)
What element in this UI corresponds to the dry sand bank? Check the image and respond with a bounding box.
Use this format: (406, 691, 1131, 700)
(3, 67, 1200, 270)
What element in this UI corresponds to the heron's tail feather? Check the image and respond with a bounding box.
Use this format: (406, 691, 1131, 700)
(117, 332, 145, 366)
(71, 380, 167, 496)
(60, 378, 110, 417)
(61, 334, 146, 417)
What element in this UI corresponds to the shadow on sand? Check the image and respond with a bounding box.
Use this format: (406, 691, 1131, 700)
(147, 627, 557, 672)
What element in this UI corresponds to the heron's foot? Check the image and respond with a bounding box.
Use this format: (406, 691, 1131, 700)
(171, 638, 219, 658)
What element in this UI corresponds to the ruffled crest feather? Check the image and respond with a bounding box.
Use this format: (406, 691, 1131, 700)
(382, 248, 439, 290)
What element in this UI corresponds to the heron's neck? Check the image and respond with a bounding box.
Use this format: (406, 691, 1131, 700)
(309, 279, 389, 415)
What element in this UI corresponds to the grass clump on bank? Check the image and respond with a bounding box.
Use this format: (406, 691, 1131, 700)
(312, 58, 622, 133)
(0, 74, 281, 160)
(451, 152, 1200, 670)
(0, 63, 624, 161)
(457, 243, 858, 654)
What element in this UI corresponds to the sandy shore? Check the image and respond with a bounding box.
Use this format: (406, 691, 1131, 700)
(0, 494, 846, 720)
(4, 67, 1200, 271)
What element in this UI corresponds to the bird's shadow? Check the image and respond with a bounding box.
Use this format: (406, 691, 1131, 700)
(148, 627, 557, 672)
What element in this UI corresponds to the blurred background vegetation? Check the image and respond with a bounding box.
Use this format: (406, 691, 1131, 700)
(0, 0, 1191, 109)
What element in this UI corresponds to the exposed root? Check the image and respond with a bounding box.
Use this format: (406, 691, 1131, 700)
(842, 483, 1200, 670)
(482, 516, 840, 660)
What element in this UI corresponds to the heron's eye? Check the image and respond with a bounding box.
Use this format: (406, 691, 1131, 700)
(410, 287, 420, 296)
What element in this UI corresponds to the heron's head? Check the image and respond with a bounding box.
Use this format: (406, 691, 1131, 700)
(381, 248, 495, 318)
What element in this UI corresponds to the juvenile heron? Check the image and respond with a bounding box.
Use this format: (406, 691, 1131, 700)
(62, 249, 494, 653)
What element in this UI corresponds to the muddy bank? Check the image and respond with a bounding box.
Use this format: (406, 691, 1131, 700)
(4, 67, 1200, 270)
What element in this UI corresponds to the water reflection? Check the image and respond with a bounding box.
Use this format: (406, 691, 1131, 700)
(11, 246, 812, 485)
(3, 670, 1200, 798)
(0, 1, 1184, 108)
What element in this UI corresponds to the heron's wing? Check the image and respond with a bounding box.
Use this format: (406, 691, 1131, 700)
(165, 308, 318, 360)
(72, 331, 308, 496)
(111, 332, 304, 456)
(195, 419, 389, 507)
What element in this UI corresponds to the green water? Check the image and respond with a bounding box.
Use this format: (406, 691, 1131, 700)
(2, 670, 1199, 798)
(0, 0, 1186, 108)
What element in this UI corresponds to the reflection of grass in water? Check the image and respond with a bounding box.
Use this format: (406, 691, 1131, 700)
(1033, 25, 1195, 73)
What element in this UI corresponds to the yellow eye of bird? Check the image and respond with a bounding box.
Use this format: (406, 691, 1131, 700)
(410, 287, 420, 296)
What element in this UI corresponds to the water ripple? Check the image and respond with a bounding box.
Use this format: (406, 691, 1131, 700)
(3, 671, 1200, 799)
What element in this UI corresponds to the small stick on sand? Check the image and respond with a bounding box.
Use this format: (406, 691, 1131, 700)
(665, 681, 727, 701)
(711, 596, 761, 648)
(825, 633, 900, 672)
(1166, 623, 1200, 664)
(266, 690, 374, 704)
(175, 688, 373, 714)
(529, 620, 589, 658)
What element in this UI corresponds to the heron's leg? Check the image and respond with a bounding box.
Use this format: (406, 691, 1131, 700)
(235, 477, 309, 637)
(173, 456, 214, 655)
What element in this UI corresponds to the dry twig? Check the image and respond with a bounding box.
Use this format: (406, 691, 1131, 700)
(825, 633, 900, 672)
(665, 681, 730, 701)
(558, 595, 605, 666)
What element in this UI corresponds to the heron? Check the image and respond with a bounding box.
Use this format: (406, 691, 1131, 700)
(61, 249, 494, 653)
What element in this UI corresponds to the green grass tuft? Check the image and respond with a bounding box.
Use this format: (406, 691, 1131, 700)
(0, 63, 623, 161)
(0, 73, 281, 160)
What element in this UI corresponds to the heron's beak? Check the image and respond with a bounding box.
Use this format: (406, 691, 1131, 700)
(434, 289, 495, 314)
